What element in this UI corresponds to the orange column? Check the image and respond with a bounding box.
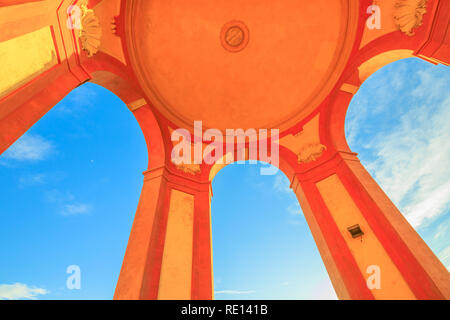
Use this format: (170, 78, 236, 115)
(113, 165, 166, 300)
(114, 165, 214, 300)
(291, 151, 450, 300)
(191, 186, 214, 300)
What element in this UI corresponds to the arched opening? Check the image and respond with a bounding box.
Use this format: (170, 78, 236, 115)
(0, 83, 148, 300)
(345, 57, 450, 271)
(210, 161, 337, 299)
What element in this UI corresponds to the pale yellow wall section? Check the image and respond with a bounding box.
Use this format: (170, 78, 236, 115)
(316, 174, 416, 300)
(158, 189, 194, 300)
(0, 26, 58, 97)
(358, 50, 413, 83)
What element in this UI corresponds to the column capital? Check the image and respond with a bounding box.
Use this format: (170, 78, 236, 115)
(143, 165, 165, 181)
(143, 164, 211, 193)
(164, 165, 211, 194)
(290, 150, 359, 187)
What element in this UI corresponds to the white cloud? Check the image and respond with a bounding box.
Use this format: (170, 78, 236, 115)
(55, 83, 98, 116)
(215, 290, 256, 295)
(45, 189, 92, 216)
(0, 283, 48, 300)
(309, 279, 338, 300)
(272, 172, 305, 225)
(347, 61, 450, 228)
(18, 173, 47, 187)
(433, 219, 450, 241)
(437, 246, 450, 271)
(403, 182, 450, 228)
(61, 203, 91, 216)
(287, 203, 304, 225)
(287, 203, 302, 216)
(273, 173, 291, 194)
(1, 134, 53, 161)
(45, 189, 74, 203)
(412, 69, 448, 99)
(366, 99, 449, 228)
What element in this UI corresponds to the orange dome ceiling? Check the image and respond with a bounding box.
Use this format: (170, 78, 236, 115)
(126, 0, 359, 132)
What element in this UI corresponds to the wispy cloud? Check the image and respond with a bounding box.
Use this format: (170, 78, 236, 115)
(309, 280, 338, 300)
(18, 171, 67, 188)
(61, 203, 91, 216)
(365, 96, 449, 228)
(273, 173, 291, 194)
(1, 134, 53, 162)
(287, 203, 302, 216)
(433, 219, 450, 241)
(18, 173, 47, 187)
(0, 283, 48, 300)
(437, 246, 450, 271)
(45, 189, 74, 203)
(287, 203, 303, 225)
(272, 172, 305, 225)
(346, 59, 450, 228)
(45, 189, 92, 216)
(55, 83, 98, 116)
(215, 290, 256, 295)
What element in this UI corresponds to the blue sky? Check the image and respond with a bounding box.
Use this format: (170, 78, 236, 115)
(0, 57, 448, 300)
